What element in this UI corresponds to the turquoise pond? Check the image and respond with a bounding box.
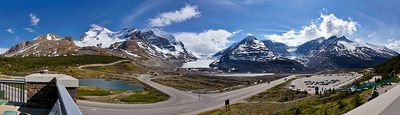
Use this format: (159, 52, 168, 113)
(79, 78, 144, 91)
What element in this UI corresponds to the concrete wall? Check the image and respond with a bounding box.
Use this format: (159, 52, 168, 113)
(25, 74, 79, 109)
(26, 83, 58, 108)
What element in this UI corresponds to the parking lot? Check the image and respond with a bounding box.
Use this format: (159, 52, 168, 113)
(290, 72, 363, 94)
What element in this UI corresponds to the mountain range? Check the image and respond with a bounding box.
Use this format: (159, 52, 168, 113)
(212, 36, 398, 72)
(1, 25, 398, 72)
(2, 25, 196, 69)
(210, 36, 305, 73)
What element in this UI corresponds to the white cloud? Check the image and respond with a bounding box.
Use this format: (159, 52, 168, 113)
(24, 27, 35, 33)
(5, 28, 14, 34)
(0, 48, 8, 54)
(174, 29, 238, 57)
(265, 13, 358, 46)
(386, 38, 400, 52)
(29, 13, 40, 26)
(149, 4, 200, 27)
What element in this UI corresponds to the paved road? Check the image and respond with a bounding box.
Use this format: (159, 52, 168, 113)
(78, 74, 302, 115)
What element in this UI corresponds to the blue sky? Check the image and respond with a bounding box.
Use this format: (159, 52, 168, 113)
(1, 0, 400, 55)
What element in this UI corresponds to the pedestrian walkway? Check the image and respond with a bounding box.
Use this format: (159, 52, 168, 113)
(0, 105, 19, 115)
(0, 103, 49, 115)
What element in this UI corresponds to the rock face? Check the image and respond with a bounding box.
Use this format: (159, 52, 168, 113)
(211, 36, 305, 73)
(113, 29, 196, 61)
(211, 35, 398, 73)
(295, 37, 325, 56)
(297, 36, 398, 70)
(4, 33, 79, 57)
(3, 25, 196, 68)
(3, 24, 398, 72)
(74, 24, 126, 48)
(262, 39, 290, 57)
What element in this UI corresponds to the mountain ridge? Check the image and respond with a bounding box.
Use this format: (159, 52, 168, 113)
(210, 35, 398, 72)
(2, 26, 197, 69)
(211, 36, 306, 73)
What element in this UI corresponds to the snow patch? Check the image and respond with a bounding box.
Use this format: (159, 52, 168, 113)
(75, 24, 126, 48)
(123, 50, 140, 57)
(0, 48, 8, 54)
(338, 41, 356, 51)
(181, 60, 215, 68)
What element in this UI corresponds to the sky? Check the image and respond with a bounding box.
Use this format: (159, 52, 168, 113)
(1, 0, 400, 56)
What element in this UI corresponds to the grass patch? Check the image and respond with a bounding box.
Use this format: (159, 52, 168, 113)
(60, 67, 108, 78)
(153, 74, 284, 93)
(77, 86, 169, 104)
(77, 86, 112, 97)
(119, 89, 169, 103)
(0, 74, 13, 78)
(0, 55, 124, 73)
(248, 79, 308, 102)
(201, 81, 372, 115)
(84, 62, 145, 74)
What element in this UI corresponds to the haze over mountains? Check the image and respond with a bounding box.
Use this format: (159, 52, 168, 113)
(1, 24, 398, 72)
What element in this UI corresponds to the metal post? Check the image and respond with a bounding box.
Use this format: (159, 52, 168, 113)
(19, 84, 21, 104)
(13, 83, 16, 102)
(0, 83, 2, 100)
(23, 83, 25, 104)
(6, 83, 8, 100)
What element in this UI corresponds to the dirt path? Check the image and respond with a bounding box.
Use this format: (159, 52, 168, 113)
(77, 60, 131, 69)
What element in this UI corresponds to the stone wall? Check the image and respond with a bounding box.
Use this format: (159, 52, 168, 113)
(25, 74, 79, 109)
(26, 82, 58, 108)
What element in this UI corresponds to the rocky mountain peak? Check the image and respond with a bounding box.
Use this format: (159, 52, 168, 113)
(296, 35, 398, 70)
(33, 33, 62, 41)
(75, 25, 125, 48)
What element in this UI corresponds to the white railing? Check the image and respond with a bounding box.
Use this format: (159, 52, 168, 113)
(0, 78, 26, 105)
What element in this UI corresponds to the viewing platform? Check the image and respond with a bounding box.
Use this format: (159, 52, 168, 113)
(0, 74, 82, 115)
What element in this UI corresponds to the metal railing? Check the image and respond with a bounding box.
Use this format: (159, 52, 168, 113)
(49, 83, 82, 115)
(0, 78, 26, 105)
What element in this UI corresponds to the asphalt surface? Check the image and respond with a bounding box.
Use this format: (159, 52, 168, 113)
(78, 74, 302, 115)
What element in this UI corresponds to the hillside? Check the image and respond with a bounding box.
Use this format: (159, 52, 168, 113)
(0, 55, 124, 73)
(374, 55, 400, 77)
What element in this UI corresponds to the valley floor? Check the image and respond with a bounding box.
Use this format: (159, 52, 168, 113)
(152, 74, 286, 94)
(2, 56, 398, 115)
(200, 73, 398, 115)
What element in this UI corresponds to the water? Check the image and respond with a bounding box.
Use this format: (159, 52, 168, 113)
(79, 78, 144, 91)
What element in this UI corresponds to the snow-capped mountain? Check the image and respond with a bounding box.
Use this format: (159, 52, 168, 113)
(2, 25, 196, 68)
(220, 36, 279, 61)
(211, 36, 305, 73)
(109, 28, 196, 61)
(74, 24, 127, 48)
(262, 39, 290, 56)
(295, 37, 325, 56)
(214, 38, 290, 58)
(298, 36, 398, 70)
(3, 33, 80, 57)
(72, 25, 196, 61)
